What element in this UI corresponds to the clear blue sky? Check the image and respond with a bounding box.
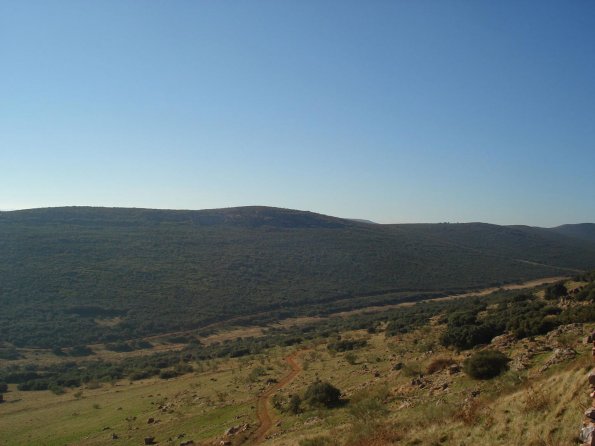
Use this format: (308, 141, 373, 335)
(1, 1, 594, 226)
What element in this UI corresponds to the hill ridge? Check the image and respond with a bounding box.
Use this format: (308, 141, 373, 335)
(1, 206, 595, 348)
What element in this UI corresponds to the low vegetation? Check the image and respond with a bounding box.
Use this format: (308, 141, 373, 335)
(463, 350, 509, 379)
(1, 270, 594, 445)
(2, 206, 595, 348)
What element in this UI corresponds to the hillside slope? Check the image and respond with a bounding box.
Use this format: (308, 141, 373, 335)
(1, 206, 595, 348)
(550, 222, 595, 243)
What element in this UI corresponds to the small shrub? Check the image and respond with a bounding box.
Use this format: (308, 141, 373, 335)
(304, 381, 342, 408)
(464, 350, 509, 380)
(288, 394, 302, 414)
(49, 384, 65, 395)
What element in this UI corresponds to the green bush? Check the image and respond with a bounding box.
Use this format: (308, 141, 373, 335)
(289, 394, 302, 414)
(304, 381, 342, 408)
(464, 350, 509, 379)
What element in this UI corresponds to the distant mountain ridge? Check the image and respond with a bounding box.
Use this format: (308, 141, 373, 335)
(1, 206, 594, 348)
(0, 206, 350, 229)
(549, 223, 595, 243)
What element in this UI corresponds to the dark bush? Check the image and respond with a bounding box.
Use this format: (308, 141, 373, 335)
(464, 350, 509, 379)
(304, 381, 342, 408)
(327, 339, 367, 352)
(69, 345, 94, 357)
(544, 282, 567, 300)
(159, 369, 179, 379)
(289, 394, 302, 414)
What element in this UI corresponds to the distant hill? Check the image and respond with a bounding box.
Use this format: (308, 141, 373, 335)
(549, 223, 595, 243)
(348, 218, 377, 224)
(1, 206, 595, 348)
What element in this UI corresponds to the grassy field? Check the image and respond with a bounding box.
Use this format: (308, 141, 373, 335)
(1, 283, 593, 445)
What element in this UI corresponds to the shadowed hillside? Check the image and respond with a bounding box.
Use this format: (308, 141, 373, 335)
(1, 206, 594, 348)
(550, 223, 595, 243)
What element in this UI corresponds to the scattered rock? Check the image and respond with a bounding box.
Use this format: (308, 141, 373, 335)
(579, 425, 594, 444)
(539, 348, 576, 372)
(411, 377, 426, 388)
(224, 425, 239, 436)
(491, 333, 515, 349)
(144, 437, 156, 445)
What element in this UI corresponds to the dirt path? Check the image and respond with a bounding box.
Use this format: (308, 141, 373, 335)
(249, 352, 303, 444)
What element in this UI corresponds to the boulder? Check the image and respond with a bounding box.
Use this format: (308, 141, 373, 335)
(224, 425, 240, 436)
(144, 437, 156, 445)
(579, 424, 595, 445)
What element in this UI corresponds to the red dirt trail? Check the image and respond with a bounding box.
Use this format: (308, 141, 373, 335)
(249, 352, 303, 444)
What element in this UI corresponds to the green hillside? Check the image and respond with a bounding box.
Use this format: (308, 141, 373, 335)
(1, 206, 594, 348)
